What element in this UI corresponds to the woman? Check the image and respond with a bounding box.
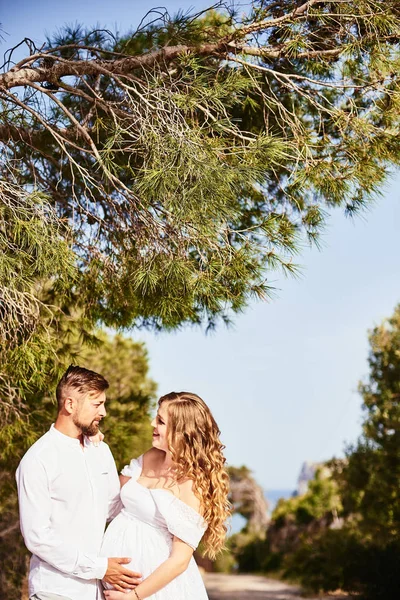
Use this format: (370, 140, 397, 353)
(101, 391, 231, 600)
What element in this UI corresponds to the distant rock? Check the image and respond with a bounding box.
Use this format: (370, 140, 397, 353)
(228, 466, 270, 534)
(296, 461, 322, 495)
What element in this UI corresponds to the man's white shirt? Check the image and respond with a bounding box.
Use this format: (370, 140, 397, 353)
(16, 425, 121, 600)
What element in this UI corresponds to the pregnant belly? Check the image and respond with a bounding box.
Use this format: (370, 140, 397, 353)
(101, 511, 172, 578)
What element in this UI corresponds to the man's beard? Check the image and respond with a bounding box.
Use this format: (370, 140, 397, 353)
(72, 415, 99, 437)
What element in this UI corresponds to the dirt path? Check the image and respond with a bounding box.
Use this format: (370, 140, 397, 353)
(204, 573, 304, 600)
(204, 573, 348, 600)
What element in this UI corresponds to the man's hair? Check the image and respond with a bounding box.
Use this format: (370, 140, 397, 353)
(56, 365, 109, 411)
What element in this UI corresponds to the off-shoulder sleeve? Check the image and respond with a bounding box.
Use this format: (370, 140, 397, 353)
(120, 455, 143, 479)
(152, 491, 208, 550)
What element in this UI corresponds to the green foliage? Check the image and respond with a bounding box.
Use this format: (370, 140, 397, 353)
(360, 304, 400, 448)
(2, 2, 400, 330)
(1, 4, 400, 594)
(283, 527, 360, 594)
(231, 467, 343, 577)
(232, 533, 270, 573)
(0, 330, 156, 600)
(336, 305, 400, 542)
(272, 467, 342, 526)
(0, 182, 77, 447)
(248, 304, 400, 597)
(284, 528, 400, 600)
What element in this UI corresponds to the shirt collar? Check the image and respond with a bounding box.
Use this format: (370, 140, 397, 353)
(49, 423, 85, 448)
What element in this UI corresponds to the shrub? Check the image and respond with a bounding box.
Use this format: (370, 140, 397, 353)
(234, 535, 269, 573)
(284, 528, 400, 600)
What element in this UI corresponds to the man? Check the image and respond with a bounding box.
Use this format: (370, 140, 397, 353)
(16, 365, 141, 600)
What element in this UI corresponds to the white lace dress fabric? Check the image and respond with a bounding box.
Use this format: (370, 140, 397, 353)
(100, 455, 209, 599)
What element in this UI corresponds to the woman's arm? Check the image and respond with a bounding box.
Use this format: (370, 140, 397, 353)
(104, 536, 194, 600)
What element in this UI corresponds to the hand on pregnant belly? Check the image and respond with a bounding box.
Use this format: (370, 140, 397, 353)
(103, 557, 142, 592)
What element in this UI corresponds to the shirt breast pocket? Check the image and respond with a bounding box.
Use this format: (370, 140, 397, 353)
(96, 470, 109, 494)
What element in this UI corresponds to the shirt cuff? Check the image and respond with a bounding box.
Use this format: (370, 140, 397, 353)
(94, 556, 108, 580)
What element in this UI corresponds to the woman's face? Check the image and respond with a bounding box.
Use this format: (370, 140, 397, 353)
(151, 403, 169, 452)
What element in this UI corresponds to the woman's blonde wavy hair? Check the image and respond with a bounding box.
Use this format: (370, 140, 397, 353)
(159, 391, 231, 560)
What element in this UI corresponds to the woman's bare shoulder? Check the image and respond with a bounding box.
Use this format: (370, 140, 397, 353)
(178, 478, 203, 514)
(142, 447, 164, 468)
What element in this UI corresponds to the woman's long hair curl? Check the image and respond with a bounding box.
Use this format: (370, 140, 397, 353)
(159, 391, 231, 560)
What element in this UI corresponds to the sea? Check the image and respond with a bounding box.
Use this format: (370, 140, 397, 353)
(229, 489, 294, 534)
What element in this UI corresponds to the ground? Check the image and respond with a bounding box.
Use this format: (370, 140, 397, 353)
(204, 573, 349, 600)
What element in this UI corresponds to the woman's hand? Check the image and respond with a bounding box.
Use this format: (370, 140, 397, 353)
(89, 429, 104, 446)
(104, 590, 132, 599)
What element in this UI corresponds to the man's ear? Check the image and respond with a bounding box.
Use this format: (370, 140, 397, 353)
(63, 396, 77, 415)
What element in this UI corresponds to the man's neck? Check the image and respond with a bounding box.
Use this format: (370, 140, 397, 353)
(54, 417, 84, 445)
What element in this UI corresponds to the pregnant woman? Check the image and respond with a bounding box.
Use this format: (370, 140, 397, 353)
(101, 391, 231, 600)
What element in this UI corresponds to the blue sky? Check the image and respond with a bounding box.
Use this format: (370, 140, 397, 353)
(2, 0, 399, 489)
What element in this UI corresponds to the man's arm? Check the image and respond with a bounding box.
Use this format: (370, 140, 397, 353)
(16, 456, 108, 579)
(16, 455, 141, 589)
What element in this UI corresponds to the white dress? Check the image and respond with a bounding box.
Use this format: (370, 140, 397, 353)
(100, 455, 209, 600)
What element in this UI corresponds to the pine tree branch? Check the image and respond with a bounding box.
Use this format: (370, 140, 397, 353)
(0, 122, 80, 145)
(0, 1, 399, 332)
(0, 0, 364, 91)
(227, 0, 323, 37)
(0, 521, 19, 539)
(236, 45, 343, 60)
(0, 44, 227, 90)
(0, 42, 348, 91)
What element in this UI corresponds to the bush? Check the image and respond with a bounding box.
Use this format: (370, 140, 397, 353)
(283, 528, 355, 593)
(272, 470, 342, 528)
(261, 550, 283, 572)
(284, 528, 400, 600)
(236, 536, 269, 572)
(355, 539, 400, 600)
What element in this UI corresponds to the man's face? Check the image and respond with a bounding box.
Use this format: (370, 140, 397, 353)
(72, 390, 107, 437)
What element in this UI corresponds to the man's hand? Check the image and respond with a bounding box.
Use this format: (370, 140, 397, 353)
(103, 557, 142, 592)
